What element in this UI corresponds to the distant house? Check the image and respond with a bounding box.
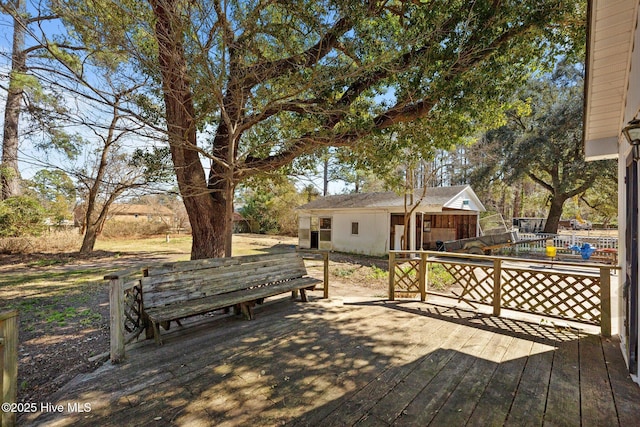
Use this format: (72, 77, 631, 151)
(233, 212, 252, 233)
(107, 204, 174, 224)
(73, 203, 174, 228)
(296, 185, 485, 256)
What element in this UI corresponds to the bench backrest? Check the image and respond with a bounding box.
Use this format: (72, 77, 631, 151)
(141, 252, 308, 308)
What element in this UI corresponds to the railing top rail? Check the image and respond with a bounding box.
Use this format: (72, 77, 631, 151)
(104, 267, 146, 281)
(389, 250, 621, 270)
(0, 310, 18, 321)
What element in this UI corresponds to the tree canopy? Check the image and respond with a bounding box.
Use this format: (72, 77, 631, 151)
(467, 60, 614, 232)
(49, 0, 584, 258)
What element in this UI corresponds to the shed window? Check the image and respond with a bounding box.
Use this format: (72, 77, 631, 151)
(319, 217, 331, 243)
(351, 222, 359, 235)
(320, 217, 332, 230)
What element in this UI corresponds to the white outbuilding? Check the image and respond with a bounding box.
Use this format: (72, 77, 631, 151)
(296, 185, 485, 256)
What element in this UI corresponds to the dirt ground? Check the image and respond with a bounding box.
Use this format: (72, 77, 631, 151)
(0, 236, 392, 406)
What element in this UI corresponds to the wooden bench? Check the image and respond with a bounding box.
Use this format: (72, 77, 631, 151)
(140, 252, 322, 344)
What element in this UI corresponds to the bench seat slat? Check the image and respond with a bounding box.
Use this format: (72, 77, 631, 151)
(142, 262, 308, 293)
(145, 276, 321, 323)
(142, 258, 307, 287)
(139, 252, 323, 344)
(145, 252, 301, 276)
(142, 268, 310, 307)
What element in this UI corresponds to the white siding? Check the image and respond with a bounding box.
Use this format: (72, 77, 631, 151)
(618, 4, 640, 377)
(298, 216, 311, 249)
(443, 188, 483, 211)
(331, 211, 389, 256)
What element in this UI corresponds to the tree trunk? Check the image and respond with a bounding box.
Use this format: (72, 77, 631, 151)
(323, 157, 329, 196)
(1, 0, 26, 200)
(543, 194, 566, 234)
(80, 220, 102, 254)
(512, 182, 522, 219)
(151, 0, 227, 259)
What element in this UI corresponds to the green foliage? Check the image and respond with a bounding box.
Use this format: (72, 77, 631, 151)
(51, 0, 587, 256)
(333, 267, 356, 278)
(57, 0, 584, 175)
(428, 264, 455, 291)
(369, 265, 387, 280)
(0, 196, 46, 237)
(466, 58, 614, 229)
(26, 169, 76, 224)
(239, 179, 305, 235)
(130, 146, 174, 183)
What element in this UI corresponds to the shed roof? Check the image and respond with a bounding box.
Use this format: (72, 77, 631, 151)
(297, 185, 484, 212)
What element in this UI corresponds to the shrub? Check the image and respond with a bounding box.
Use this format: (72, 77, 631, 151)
(0, 196, 46, 237)
(0, 230, 82, 254)
(427, 264, 455, 291)
(369, 265, 387, 280)
(101, 220, 170, 238)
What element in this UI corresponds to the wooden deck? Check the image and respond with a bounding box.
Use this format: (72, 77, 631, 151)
(25, 295, 640, 426)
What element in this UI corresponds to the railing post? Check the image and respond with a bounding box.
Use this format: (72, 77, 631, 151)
(107, 274, 125, 364)
(600, 266, 612, 337)
(1, 310, 18, 427)
(419, 253, 427, 302)
(493, 258, 502, 316)
(323, 251, 329, 299)
(388, 252, 396, 301)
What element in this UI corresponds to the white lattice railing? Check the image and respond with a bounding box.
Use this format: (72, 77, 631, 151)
(517, 233, 618, 250)
(388, 251, 618, 336)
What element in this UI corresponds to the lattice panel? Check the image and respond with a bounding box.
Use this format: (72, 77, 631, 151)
(441, 262, 494, 304)
(501, 267, 601, 324)
(123, 284, 144, 342)
(394, 259, 421, 294)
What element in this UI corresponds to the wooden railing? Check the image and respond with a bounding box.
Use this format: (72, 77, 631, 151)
(105, 269, 145, 364)
(1, 310, 18, 427)
(389, 251, 617, 336)
(298, 250, 330, 298)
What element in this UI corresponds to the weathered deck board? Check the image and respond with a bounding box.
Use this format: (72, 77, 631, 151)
(544, 333, 581, 425)
(464, 336, 534, 426)
(503, 339, 555, 427)
(23, 297, 640, 427)
(601, 336, 640, 427)
(580, 333, 619, 426)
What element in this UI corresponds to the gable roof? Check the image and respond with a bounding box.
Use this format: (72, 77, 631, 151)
(297, 185, 485, 212)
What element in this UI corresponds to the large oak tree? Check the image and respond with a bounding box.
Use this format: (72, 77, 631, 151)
(468, 60, 613, 233)
(55, 0, 582, 259)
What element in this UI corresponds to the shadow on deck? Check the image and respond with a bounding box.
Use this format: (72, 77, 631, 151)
(24, 293, 640, 426)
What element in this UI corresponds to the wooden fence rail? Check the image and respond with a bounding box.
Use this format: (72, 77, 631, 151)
(1, 310, 18, 427)
(389, 251, 617, 336)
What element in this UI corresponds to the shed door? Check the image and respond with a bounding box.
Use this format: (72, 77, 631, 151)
(390, 214, 406, 250)
(298, 216, 311, 249)
(319, 217, 332, 250)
